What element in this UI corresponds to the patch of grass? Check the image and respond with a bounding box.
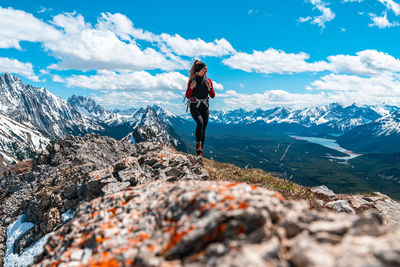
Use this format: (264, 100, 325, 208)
(203, 158, 323, 207)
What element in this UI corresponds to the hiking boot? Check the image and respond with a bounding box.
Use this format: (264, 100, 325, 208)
(196, 142, 203, 156)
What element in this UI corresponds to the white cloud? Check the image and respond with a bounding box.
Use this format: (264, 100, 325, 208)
(218, 89, 330, 110)
(378, 0, 400, 15)
(37, 6, 53, 14)
(93, 90, 184, 114)
(39, 69, 50, 75)
(159, 34, 236, 57)
(52, 75, 64, 82)
(306, 73, 400, 105)
(0, 7, 235, 73)
(369, 12, 399, 28)
(327, 50, 400, 75)
(96, 12, 156, 42)
(299, 16, 312, 22)
(66, 70, 225, 92)
(65, 71, 189, 91)
(44, 13, 188, 72)
(300, 0, 336, 29)
(248, 9, 259, 15)
(0, 57, 39, 81)
(223, 48, 332, 74)
(224, 49, 400, 76)
(217, 72, 400, 110)
(0, 7, 61, 50)
(212, 81, 224, 90)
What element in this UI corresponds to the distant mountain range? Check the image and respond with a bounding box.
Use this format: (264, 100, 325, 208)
(206, 103, 398, 134)
(1, 72, 400, 164)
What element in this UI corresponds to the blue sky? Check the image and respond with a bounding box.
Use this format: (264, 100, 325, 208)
(1, 0, 400, 114)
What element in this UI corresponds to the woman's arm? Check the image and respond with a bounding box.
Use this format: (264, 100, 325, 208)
(208, 79, 215, 98)
(185, 79, 193, 98)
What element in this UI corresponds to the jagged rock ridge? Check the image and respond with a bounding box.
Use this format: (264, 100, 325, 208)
(0, 135, 204, 266)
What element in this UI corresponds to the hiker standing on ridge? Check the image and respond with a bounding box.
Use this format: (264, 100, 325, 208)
(185, 60, 215, 157)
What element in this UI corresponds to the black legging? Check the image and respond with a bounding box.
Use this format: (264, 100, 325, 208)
(190, 104, 209, 146)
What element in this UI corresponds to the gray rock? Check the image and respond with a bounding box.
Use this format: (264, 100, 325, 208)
(349, 195, 371, 209)
(102, 182, 130, 195)
(326, 200, 356, 214)
(311, 185, 336, 198)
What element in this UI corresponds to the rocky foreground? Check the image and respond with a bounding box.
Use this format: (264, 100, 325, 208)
(0, 135, 400, 266)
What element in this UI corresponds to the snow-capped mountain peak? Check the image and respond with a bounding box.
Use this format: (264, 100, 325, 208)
(0, 73, 102, 138)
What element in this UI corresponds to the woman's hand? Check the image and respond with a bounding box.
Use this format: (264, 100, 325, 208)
(190, 80, 197, 89)
(205, 79, 212, 91)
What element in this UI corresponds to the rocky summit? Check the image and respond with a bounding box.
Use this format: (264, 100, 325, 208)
(0, 135, 399, 266)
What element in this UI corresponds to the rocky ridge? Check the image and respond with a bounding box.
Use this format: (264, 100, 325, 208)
(0, 135, 399, 266)
(0, 135, 206, 266)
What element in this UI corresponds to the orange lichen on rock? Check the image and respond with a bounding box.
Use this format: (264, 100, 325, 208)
(90, 211, 100, 219)
(77, 233, 94, 246)
(238, 201, 249, 209)
(216, 223, 227, 237)
(274, 192, 285, 201)
(124, 259, 134, 265)
(99, 222, 115, 231)
(45, 244, 54, 253)
(226, 182, 241, 188)
(163, 225, 196, 253)
(222, 195, 235, 202)
(96, 236, 110, 243)
(50, 259, 62, 267)
(87, 258, 120, 267)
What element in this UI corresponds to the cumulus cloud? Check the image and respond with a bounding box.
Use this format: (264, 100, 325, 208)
(217, 89, 330, 110)
(159, 34, 236, 57)
(45, 13, 188, 71)
(0, 7, 61, 50)
(96, 12, 156, 42)
(217, 72, 400, 110)
(0, 7, 237, 74)
(223, 48, 332, 74)
(0, 57, 39, 81)
(65, 71, 189, 91)
(223, 49, 400, 76)
(378, 0, 400, 15)
(93, 90, 184, 114)
(52, 75, 64, 82)
(327, 50, 400, 75)
(299, 0, 335, 29)
(369, 12, 399, 28)
(306, 73, 400, 104)
(66, 70, 224, 92)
